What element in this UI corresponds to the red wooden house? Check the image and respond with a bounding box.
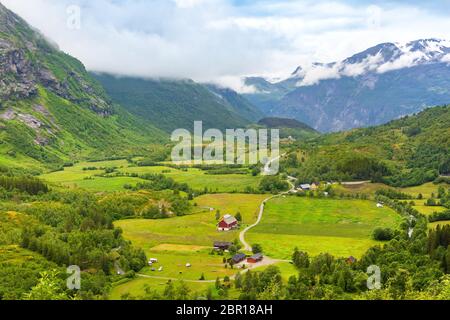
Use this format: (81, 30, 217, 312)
(217, 214, 238, 231)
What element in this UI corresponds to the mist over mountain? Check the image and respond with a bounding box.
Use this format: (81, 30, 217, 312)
(244, 39, 450, 132)
(93, 73, 262, 133)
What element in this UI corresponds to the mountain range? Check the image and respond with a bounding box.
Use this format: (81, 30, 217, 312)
(1, 1, 450, 173)
(93, 73, 263, 133)
(244, 39, 450, 132)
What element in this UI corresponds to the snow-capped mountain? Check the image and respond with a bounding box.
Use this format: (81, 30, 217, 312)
(289, 39, 450, 86)
(243, 39, 450, 132)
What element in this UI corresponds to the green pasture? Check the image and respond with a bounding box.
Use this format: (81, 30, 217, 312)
(246, 197, 402, 259)
(41, 160, 261, 193)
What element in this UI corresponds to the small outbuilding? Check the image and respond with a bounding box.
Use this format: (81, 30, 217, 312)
(214, 241, 233, 251)
(247, 253, 264, 264)
(300, 184, 311, 191)
(231, 253, 246, 265)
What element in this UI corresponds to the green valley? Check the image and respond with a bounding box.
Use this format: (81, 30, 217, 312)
(1, 1, 450, 303)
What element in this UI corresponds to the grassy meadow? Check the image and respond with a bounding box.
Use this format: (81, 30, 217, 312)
(40, 160, 262, 193)
(246, 197, 402, 259)
(114, 194, 266, 282)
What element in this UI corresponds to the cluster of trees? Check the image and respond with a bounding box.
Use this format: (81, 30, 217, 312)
(0, 188, 150, 299)
(259, 176, 289, 193)
(382, 169, 439, 188)
(438, 186, 450, 209)
(425, 187, 450, 222)
(132, 174, 190, 194)
(234, 266, 283, 300)
(375, 189, 413, 200)
(287, 153, 391, 185)
(0, 175, 49, 195)
(372, 227, 396, 241)
(428, 225, 450, 273)
(428, 211, 450, 223)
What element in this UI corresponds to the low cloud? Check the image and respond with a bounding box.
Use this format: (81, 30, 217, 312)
(2, 0, 450, 91)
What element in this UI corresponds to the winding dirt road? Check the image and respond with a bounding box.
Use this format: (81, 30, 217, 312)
(239, 174, 297, 252)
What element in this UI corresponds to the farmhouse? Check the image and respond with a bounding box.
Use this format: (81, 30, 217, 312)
(231, 253, 246, 264)
(213, 241, 233, 251)
(377, 203, 384, 208)
(247, 253, 263, 264)
(218, 214, 238, 231)
(300, 184, 311, 191)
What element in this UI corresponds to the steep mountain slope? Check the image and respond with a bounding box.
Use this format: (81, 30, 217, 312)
(288, 105, 450, 187)
(205, 84, 264, 122)
(245, 39, 450, 132)
(0, 3, 165, 171)
(257, 117, 319, 140)
(93, 73, 258, 133)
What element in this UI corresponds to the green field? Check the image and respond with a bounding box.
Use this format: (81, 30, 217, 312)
(246, 197, 402, 259)
(114, 194, 266, 283)
(401, 182, 443, 199)
(41, 160, 261, 193)
(111, 193, 275, 297)
(412, 204, 447, 216)
(115, 194, 266, 251)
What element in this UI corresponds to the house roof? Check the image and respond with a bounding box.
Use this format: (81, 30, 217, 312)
(232, 253, 246, 262)
(214, 241, 232, 247)
(300, 184, 311, 189)
(222, 215, 237, 225)
(249, 253, 263, 260)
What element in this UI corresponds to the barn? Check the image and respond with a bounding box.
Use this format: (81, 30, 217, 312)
(217, 214, 238, 231)
(247, 253, 263, 264)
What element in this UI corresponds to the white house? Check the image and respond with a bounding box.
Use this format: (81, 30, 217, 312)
(300, 184, 311, 191)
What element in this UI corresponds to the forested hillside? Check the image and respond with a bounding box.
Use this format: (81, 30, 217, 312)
(286, 106, 450, 187)
(94, 73, 259, 133)
(0, 3, 165, 172)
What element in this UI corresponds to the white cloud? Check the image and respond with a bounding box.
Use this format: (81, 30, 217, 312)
(174, 0, 207, 9)
(1, 0, 450, 88)
(299, 64, 341, 86)
(376, 50, 424, 73)
(341, 52, 384, 76)
(210, 76, 258, 94)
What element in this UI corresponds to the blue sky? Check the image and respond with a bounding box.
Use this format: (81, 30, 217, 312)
(2, 0, 450, 91)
